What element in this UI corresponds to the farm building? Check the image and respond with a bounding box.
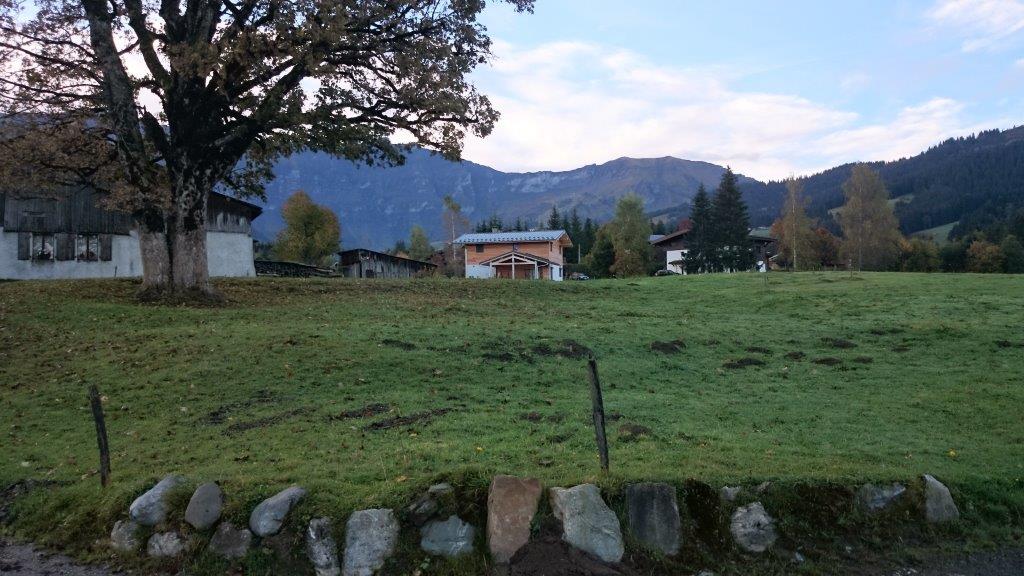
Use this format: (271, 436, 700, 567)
(455, 230, 572, 280)
(0, 187, 262, 280)
(651, 219, 694, 274)
(338, 248, 436, 278)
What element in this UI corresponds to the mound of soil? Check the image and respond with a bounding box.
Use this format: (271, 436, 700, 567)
(723, 357, 765, 369)
(996, 340, 1024, 348)
(225, 407, 314, 435)
(331, 403, 391, 420)
(745, 346, 773, 355)
(380, 339, 416, 350)
(532, 339, 592, 360)
(509, 534, 637, 576)
(785, 351, 806, 360)
(364, 408, 451, 431)
(823, 337, 857, 349)
(812, 357, 843, 366)
(618, 423, 653, 442)
(650, 340, 686, 354)
(520, 412, 543, 423)
(891, 344, 911, 353)
(852, 356, 874, 364)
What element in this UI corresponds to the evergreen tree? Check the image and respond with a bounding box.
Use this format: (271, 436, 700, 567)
(711, 168, 752, 272)
(836, 164, 903, 271)
(1000, 235, 1024, 273)
(585, 226, 616, 278)
(408, 226, 433, 261)
(513, 217, 525, 231)
(547, 205, 562, 230)
(581, 218, 596, 257)
(391, 239, 409, 255)
(685, 184, 714, 274)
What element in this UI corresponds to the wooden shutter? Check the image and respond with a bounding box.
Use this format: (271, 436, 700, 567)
(55, 233, 74, 261)
(99, 234, 112, 261)
(17, 232, 30, 260)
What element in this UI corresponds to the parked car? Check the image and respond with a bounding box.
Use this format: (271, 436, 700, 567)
(570, 272, 591, 280)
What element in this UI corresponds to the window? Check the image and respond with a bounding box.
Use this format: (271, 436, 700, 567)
(76, 235, 100, 261)
(475, 244, 484, 253)
(31, 234, 55, 261)
(512, 243, 520, 252)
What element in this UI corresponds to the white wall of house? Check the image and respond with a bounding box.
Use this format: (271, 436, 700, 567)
(465, 264, 496, 279)
(666, 249, 687, 274)
(551, 265, 564, 281)
(0, 227, 256, 279)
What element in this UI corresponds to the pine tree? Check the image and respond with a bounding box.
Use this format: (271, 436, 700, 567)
(711, 168, 752, 272)
(581, 218, 596, 257)
(585, 226, 616, 278)
(566, 209, 583, 263)
(837, 164, 902, 271)
(685, 184, 714, 274)
(1000, 235, 1024, 273)
(547, 205, 562, 230)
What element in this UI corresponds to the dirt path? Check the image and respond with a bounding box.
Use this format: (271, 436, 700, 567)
(0, 539, 118, 576)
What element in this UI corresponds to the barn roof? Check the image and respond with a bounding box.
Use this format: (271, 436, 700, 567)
(454, 230, 570, 244)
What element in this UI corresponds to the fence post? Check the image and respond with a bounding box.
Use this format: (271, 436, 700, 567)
(88, 385, 111, 488)
(586, 355, 610, 472)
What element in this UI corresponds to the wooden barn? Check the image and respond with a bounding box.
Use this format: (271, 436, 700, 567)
(0, 187, 262, 279)
(338, 248, 436, 279)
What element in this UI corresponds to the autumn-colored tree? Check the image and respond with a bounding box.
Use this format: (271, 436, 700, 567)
(966, 240, 1005, 273)
(608, 194, 652, 278)
(273, 192, 339, 266)
(836, 165, 903, 271)
(771, 178, 818, 271)
(899, 237, 940, 272)
(814, 227, 841, 269)
(441, 195, 469, 274)
(408, 226, 433, 261)
(0, 0, 533, 297)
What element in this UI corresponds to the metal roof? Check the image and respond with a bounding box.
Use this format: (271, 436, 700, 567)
(454, 230, 569, 244)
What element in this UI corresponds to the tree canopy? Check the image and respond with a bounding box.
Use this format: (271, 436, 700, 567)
(836, 165, 902, 271)
(273, 191, 339, 266)
(0, 0, 533, 295)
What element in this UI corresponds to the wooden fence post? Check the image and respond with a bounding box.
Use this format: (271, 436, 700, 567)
(88, 385, 111, 488)
(586, 355, 610, 472)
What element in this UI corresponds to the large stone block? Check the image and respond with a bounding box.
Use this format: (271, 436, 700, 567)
(729, 502, 776, 553)
(342, 508, 399, 576)
(625, 482, 681, 556)
(185, 482, 223, 530)
(129, 474, 185, 526)
(549, 484, 624, 563)
(487, 475, 542, 563)
(249, 486, 306, 537)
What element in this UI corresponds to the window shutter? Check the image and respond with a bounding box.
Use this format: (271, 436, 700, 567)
(99, 234, 113, 261)
(17, 232, 30, 260)
(55, 233, 74, 261)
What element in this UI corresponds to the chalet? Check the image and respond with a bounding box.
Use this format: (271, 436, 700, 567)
(455, 230, 572, 280)
(649, 221, 778, 273)
(337, 248, 436, 279)
(0, 187, 262, 280)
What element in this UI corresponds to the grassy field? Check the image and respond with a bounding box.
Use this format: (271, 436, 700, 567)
(2, 272, 1023, 573)
(912, 221, 959, 245)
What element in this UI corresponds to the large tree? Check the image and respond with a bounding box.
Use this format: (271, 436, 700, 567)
(274, 190, 339, 266)
(0, 0, 533, 297)
(771, 178, 818, 271)
(408, 225, 432, 261)
(608, 193, 651, 278)
(711, 168, 752, 272)
(836, 164, 902, 271)
(685, 183, 713, 274)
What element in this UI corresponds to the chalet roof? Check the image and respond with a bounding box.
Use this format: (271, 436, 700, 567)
(748, 227, 775, 242)
(651, 219, 695, 246)
(455, 230, 570, 244)
(337, 247, 436, 267)
(479, 250, 555, 266)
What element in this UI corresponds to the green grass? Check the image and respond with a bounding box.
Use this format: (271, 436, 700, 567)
(1, 272, 1023, 573)
(912, 221, 959, 245)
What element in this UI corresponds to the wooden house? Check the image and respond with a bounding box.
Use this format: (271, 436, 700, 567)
(0, 187, 262, 280)
(454, 230, 572, 280)
(338, 248, 436, 278)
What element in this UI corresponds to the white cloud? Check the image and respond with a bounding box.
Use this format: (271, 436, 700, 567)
(463, 41, 990, 181)
(927, 0, 1024, 52)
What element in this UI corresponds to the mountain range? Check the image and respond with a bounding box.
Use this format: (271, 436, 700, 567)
(252, 125, 1024, 249)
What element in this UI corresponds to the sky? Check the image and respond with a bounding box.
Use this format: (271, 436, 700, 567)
(458, 0, 1024, 181)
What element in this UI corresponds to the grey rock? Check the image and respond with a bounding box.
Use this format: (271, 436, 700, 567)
(923, 475, 960, 523)
(625, 483, 680, 556)
(856, 483, 906, 513)
(730, 502, 777, 553)
(208, 522, 252, 559)
(129, 474, 185, 526)
(407, 494, 439, 527)
(147, 531, 186, 558)
(755, 481, 772, 494)
(342, 508, 399, 576)
(421, 515, 475, 557)
(720, 486, 742, 502)
(794, 551, 806, 564)
(549, 484, 624, 563)
(428, 483, 454, 497)
(249, 486, 306, 537)
(695, 571, 717, 576)
(109, 520, 141, 553)
(306, 517, 341, 576)
(487, 475, 543, 564)
(185, 482, 223, 530)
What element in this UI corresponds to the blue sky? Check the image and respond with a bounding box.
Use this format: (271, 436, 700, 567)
(460, 0, 1024, 180)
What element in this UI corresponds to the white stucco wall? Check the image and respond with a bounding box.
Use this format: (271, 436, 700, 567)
(0, 227, 255, 279)
(465, 264, 496, 279)
(206, 231, 256, 278)
(551, 265, 564, 281)
(666, 249, 687, 275)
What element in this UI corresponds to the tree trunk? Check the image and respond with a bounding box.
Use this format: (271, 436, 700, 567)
(136, 208, 172, 299)
(170, 177, 213, 297)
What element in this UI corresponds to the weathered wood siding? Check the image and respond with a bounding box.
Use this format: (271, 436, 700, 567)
(2, 188, 132, 234)
(464, 241, 566, 266)
(339, 249, 435, 279)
